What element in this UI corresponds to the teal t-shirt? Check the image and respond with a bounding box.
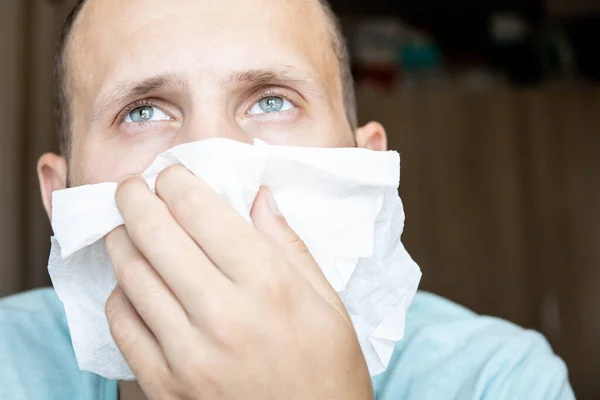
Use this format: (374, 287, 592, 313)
(0, 288, 574, 399)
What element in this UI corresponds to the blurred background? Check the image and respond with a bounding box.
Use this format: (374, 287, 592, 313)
(0, 0, 598, 398)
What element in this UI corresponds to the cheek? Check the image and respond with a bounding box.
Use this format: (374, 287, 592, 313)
(242, 111, 353, 149)
(69, 131, 176, 185)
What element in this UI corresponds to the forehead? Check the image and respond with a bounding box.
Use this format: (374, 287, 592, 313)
(68, 0, 337, 100)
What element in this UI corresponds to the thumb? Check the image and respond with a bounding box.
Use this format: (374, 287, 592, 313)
(250, 187, 346, 310)
(250, 186, 312, 258)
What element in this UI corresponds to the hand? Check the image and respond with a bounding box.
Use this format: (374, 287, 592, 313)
(104, 165, 373, 400)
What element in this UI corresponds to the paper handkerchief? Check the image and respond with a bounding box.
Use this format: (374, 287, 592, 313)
(49, 138, 422, 380)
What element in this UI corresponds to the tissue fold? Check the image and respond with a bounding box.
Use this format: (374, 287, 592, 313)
(49, 138, 422, 380)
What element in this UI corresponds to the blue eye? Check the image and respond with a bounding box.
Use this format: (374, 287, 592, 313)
(260, 97, 284, 112)
(124, 106, 171, 123)
(248, 96, 294, 115)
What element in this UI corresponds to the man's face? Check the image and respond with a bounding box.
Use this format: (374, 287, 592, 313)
(64, 0, 357, 186)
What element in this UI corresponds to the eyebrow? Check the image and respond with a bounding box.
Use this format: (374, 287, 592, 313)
(221, 68, 321, 92)
(92, 73, 187, 122)
(92, 67, 322, 122)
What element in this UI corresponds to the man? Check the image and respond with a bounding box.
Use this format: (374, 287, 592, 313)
(0, 0, 574, 399)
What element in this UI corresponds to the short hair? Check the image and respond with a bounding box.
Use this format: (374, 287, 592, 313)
(54, 0, 357, 157)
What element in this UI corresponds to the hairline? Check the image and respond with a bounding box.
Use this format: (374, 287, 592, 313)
(55, 0, 357, 157)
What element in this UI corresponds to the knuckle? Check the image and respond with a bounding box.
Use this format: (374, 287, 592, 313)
(105, 301, 131, 345)
(204, 305, 255, 355)
(207, 311, 241, 345)
(174, 354, 219, 391)
(151, 367, 181, 399)
(113, 257, 143, 288)
(221, 321, 246, 348)
(250, 244, 278, 275)
(262, 277, 287, 301)
(289, 235, 310, 254)
(155, 165, 182, 192)
(104, 293, 120, 322)
(108, 322, 131, 347)
(104, 227, 125, 254)
(255, 271, 293, 311)
(196, 369, 224, 397)
(170, 185, 204, 218)
(128, 216, 165, 244)
(178, 357, 204, 380)
(115, 176, 143, 204)
(140, 365, 180, 400)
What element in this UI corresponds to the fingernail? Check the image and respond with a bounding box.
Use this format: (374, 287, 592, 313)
(264, 187, 281, 216)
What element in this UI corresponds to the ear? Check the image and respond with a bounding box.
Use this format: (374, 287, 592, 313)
(37, 153, 68, 221)
(355, 121, 387, 151)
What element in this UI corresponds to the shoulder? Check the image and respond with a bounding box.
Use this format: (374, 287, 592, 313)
(0, 287, 67, 330)
(0, 288, 71, 362)
(373, 292, 575, 400)
(0, 288, 116, 400)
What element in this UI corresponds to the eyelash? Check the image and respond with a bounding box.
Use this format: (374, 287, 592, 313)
(244, 88, 296, 116)
(118, 88, 297, 124)
(118, 99, 164, 124)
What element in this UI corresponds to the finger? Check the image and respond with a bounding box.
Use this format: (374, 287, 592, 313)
(106, 226, 191, 351)
(155, 165, 269, 283)
(115, 176, 231, 314)
(105, 285, 170, 389)
(250, 186, 346, 312)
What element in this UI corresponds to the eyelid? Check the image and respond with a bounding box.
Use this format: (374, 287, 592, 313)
(244, 88, 298, 116)
(116, 98, 173, 124)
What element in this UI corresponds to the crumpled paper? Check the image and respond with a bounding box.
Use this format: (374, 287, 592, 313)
(49, 138, 422, 380)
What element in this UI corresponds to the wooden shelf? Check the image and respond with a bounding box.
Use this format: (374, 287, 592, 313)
(329, 0, 540, 16)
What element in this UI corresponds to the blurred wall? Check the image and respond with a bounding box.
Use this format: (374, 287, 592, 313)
(546, 0, 600, 15)
(0, 2, 27, 296)
(357, 83, 600, 398)
(0, 0, 79, 296)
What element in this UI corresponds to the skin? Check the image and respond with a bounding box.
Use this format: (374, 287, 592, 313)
(37, 0, 388, 398)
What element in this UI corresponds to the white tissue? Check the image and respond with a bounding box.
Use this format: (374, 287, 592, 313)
(48, 138, 422, 380)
